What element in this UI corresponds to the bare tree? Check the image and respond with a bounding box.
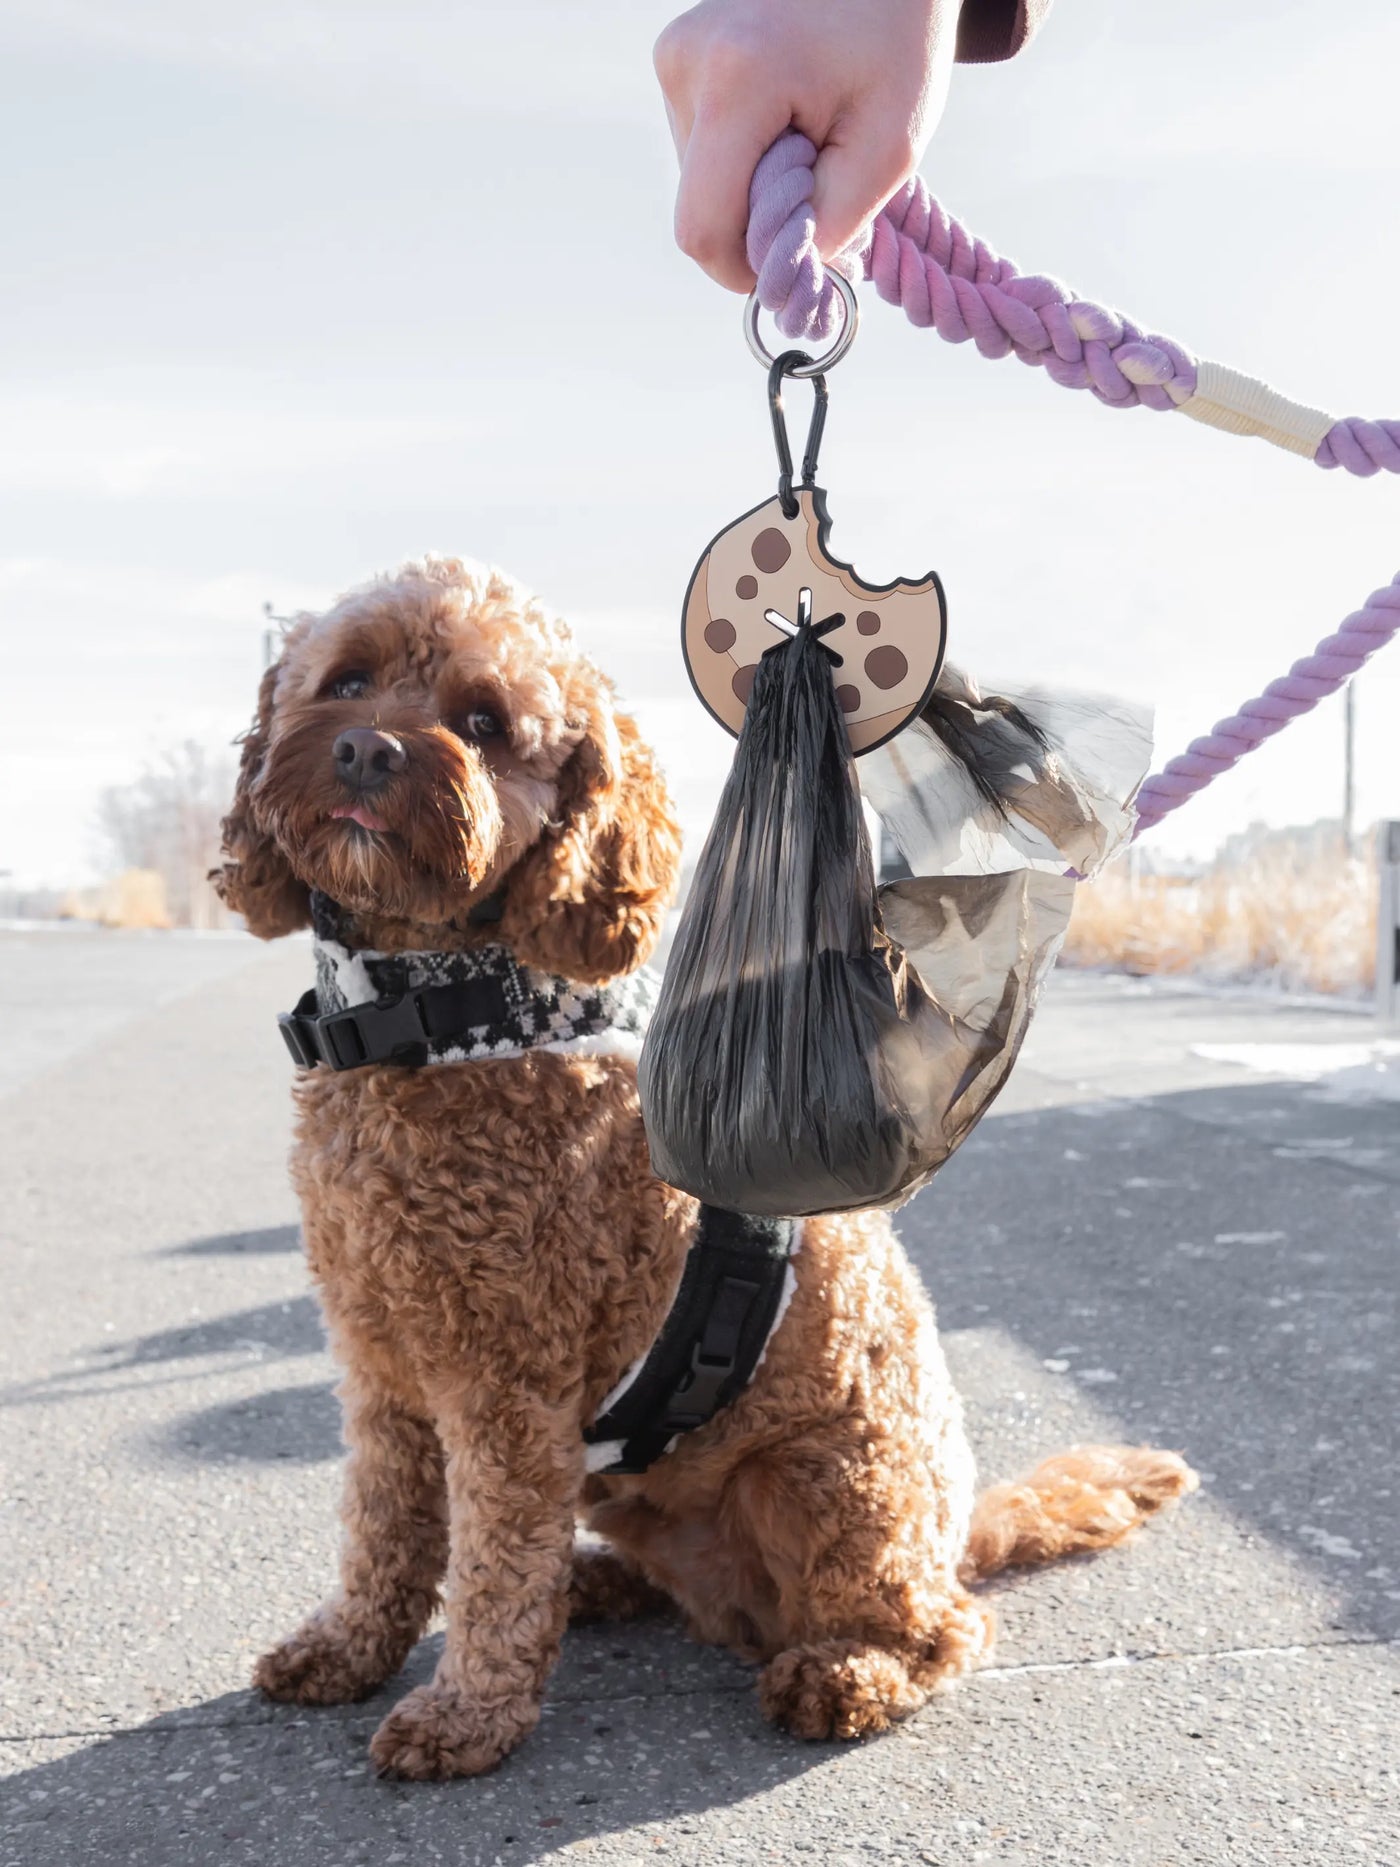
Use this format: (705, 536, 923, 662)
(96, 742, 238, 928)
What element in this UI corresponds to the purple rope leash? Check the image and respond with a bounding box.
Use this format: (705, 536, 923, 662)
(749, 132, 1399, 469)
(1133, 577, 1400, 833)
(745, 131, 1400, 835)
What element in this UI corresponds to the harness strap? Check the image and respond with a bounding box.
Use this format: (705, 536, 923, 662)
(584, 1208, 795, 1475)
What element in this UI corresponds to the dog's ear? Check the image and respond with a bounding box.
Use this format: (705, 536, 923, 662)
(499, 672, 681, 983)
(210, 660, 311, 939)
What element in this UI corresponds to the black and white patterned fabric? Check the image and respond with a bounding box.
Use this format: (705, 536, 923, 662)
(309, 893, 658, 1067)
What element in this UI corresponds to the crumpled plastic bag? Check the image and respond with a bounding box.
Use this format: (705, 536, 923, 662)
(638, 623, 1151, 1218)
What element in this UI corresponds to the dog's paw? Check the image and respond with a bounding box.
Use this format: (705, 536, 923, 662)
(253, 1611, 407, 1706)
(758, 1639, 924, 1741)
(369, 1684, 538, 1780)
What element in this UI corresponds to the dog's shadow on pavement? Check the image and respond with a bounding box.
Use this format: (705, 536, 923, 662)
(161, 1223, 303, 1258)
(156, 1378, 343, 1464)
(2, 1627, 849, 1867)
(0, 1286, 326, 1424)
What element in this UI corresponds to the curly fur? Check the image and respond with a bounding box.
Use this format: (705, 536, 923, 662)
(220, 556, 1196, 1781)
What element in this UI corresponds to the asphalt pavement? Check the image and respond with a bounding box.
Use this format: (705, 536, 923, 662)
(1, 929, 1397, 1865)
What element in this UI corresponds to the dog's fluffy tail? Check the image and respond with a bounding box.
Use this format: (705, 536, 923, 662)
(959, 1443, 1198, 1585)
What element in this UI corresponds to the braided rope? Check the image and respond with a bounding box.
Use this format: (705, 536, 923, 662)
(868, 185, 1196, 412)
(745, 130, 1400, 833)
(1132, 579, 1400, 834)
(749, 132, 1398, 466)
(1316, 418, 1400, 476)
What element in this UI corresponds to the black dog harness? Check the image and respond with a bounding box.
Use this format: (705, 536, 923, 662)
(277, 896, 796, 1474)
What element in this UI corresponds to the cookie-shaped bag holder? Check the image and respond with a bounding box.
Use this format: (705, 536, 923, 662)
(642, 274, 1145, 1217)
(682, 278, 946, 756)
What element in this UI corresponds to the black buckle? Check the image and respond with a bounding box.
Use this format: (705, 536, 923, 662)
(276, 989, 430, 1071)
(659, 1275, 761, 1430)
(320, 994, 426, 1069)
(278, 990, 321, 1068)
(662, 1341, 739, 1430)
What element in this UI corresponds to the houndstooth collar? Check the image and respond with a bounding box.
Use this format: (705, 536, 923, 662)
(308, 893, 658, 1067)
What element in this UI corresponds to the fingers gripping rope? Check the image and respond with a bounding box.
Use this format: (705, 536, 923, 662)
(745, 130, 1400, 835)
(1131, 579, 1400, 835)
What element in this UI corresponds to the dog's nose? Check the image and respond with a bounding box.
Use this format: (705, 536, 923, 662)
(332, 727, 407, 793)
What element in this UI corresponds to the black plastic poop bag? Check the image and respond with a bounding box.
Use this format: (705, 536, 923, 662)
(638, 620, 955, 1217)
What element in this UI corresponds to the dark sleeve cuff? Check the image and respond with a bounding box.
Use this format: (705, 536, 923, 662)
(955, 0, 1052, 64)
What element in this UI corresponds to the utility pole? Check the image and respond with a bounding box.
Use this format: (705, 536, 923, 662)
(1378, 822, 1400, 1024)
(1343, 680, 1357, 855)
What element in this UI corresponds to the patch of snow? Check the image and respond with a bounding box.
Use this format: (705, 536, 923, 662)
(1191, 1038, 1400, 1086)
(1214, 1231, 1287, 1245)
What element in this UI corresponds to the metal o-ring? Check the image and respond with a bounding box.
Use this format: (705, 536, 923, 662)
(743, 269, 860, 377)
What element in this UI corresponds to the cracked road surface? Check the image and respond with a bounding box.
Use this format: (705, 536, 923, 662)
(2, 931, 1397, 1864)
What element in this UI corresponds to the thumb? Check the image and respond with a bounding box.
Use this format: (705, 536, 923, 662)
(808, 121, 919, 265)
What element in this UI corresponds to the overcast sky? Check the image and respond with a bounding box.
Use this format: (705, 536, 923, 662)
(4, 0, 1399, 885)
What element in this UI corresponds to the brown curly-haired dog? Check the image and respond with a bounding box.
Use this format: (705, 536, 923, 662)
(214, 556, 1195, 1780)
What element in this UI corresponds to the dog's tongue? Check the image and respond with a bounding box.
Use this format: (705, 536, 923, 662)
(330, 804, 388, 832)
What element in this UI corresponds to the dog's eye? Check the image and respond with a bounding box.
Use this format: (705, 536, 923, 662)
(325, 670, 372, 701)
(454, 708, 504, 743)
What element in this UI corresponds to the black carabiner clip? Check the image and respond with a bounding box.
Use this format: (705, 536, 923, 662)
(767, 351, 829, 520)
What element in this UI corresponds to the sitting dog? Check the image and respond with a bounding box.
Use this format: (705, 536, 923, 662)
(214, 556, 1194, 1780)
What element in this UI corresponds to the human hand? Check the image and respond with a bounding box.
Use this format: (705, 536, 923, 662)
(654, 0, 959, 292)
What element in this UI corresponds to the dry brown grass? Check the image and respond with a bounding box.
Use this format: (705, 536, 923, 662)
(1063, 842, 1378, 998)
(59, 868, 173, 930)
